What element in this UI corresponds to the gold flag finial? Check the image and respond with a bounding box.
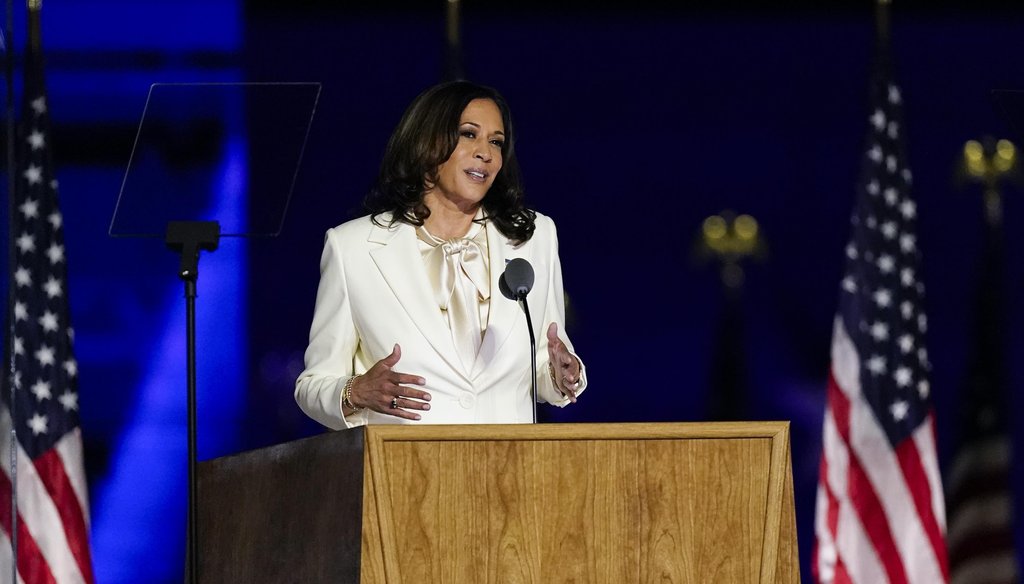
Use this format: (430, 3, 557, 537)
(28, 0, 41, 11)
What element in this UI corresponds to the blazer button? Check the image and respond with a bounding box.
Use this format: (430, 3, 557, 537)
(458, 394, 476, 409)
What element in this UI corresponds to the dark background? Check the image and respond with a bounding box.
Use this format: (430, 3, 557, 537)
(1, 1, 1022, 581)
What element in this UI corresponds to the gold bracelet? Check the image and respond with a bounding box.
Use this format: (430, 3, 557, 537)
(548, 362, 558, 385)
(342, 376, 362, 412)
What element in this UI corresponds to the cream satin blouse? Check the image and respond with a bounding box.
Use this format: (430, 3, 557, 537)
(415, 220, 491, 374)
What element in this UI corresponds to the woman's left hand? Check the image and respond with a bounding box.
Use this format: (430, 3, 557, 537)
(546, 322, 581, 402)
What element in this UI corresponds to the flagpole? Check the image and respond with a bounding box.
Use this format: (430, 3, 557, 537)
(444, 0, 463, 81)
(4, 0, 17, 575)
(9, 6, 46, 578)
(876, 0, 891, 53)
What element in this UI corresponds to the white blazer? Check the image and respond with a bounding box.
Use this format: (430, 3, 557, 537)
(295, 211, 587, 429)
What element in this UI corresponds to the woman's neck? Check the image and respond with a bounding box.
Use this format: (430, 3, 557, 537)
(422, 194, 478, 239)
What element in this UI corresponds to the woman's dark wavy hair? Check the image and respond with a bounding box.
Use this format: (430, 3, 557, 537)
(365, 81, 536, 244)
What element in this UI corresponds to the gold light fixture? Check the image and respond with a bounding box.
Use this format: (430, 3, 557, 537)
(697, 211, 764, 289)
(961, 137, 1016, 225)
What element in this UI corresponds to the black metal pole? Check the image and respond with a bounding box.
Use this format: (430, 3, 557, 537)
(184, 277, 198, 584)
(165, 220, 219, 584)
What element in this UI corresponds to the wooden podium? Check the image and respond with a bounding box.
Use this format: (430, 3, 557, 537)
(197, 422, 799, 583)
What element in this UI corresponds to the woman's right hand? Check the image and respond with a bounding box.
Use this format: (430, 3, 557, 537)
(348, 344, 431, 420)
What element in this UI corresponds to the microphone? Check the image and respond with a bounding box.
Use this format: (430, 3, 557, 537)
(500, 258, 538, 423)
(499, 258, 534, 299)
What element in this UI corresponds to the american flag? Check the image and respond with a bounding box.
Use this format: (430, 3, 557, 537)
(0, 6, 95, 583)
(945, 190, 1018, 584)
(812, 10, 949, 584)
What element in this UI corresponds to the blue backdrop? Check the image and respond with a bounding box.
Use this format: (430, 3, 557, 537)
(1, 1, 1022, 581)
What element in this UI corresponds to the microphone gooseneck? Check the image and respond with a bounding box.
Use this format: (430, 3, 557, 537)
(500, 259, 538, 423)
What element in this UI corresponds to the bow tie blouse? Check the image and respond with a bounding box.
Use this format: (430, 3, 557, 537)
(416, 220, 490, 374)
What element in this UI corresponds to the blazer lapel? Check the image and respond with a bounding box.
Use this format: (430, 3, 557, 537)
(470, 220, 522, 379)
(367, 220, 467, 378)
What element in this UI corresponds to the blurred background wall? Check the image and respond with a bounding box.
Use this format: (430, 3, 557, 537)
(1, 0, 1022, 581)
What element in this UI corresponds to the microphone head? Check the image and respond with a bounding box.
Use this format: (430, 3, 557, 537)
(500, 258, 535, 299)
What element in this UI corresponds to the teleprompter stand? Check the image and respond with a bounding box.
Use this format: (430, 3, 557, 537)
(165, 220, 219, 584)
(111, 82, 320, 582)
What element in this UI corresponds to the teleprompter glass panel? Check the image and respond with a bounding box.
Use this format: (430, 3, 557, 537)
(110, 82, 321, 237)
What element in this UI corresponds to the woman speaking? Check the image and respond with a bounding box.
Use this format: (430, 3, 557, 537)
(295, 81, 586, 429)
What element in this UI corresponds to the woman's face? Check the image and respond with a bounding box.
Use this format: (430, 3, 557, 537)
(427, 98, 505, 211)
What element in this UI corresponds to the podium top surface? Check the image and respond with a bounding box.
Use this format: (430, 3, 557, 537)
(361, 420, 791, 442)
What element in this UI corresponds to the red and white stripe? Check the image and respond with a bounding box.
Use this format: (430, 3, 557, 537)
(814, 318, 948, 584)
(0, 408, 94, 584)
